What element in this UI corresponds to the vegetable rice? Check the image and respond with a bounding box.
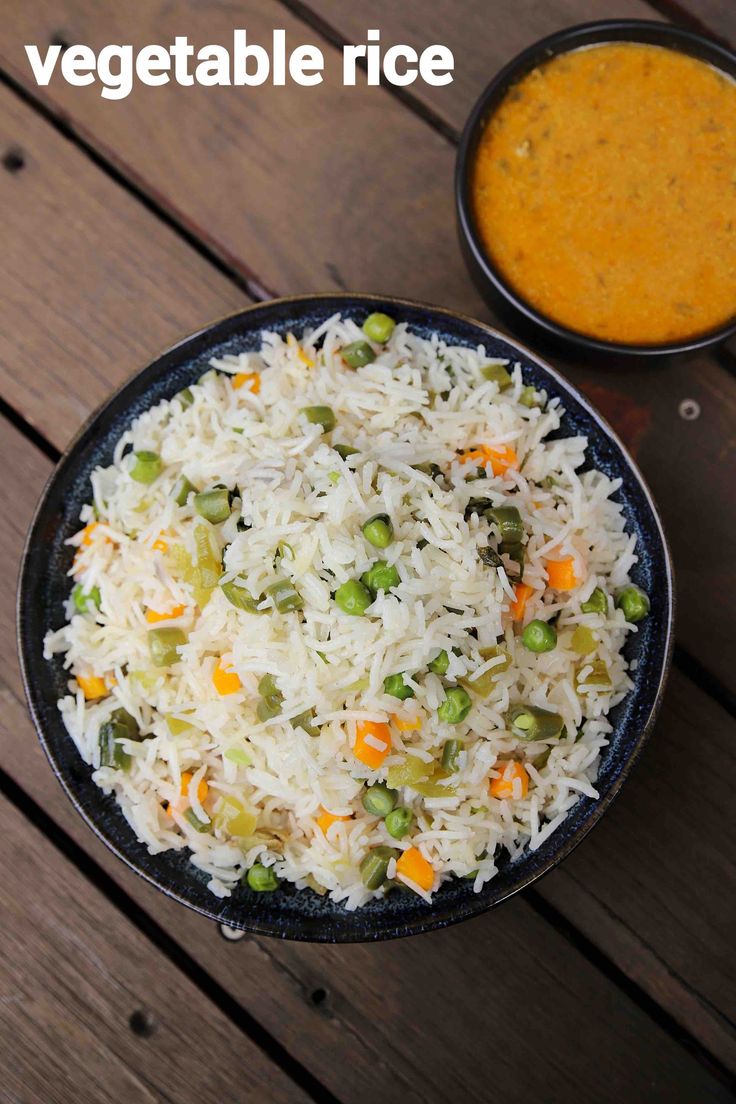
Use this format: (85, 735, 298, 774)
(44, 313, 647, 908)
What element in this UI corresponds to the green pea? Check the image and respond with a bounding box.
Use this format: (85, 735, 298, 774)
(362, 513, 394, 549)
(616, 585, 650, 624)
(341, 340, 376, 369)
(383, 673, 414, 700)
(362, 312, 396, 343)
(246, 863, 279, 892)
(335, 579, 373, 616)
(334, 443, 359, 460)
(130, 450, 161, 484)
(148, 627, 187, 667)
(581, 587, 608, 615)
(266, 579, 304, 613)
(438, 686, 472, 725)
(441, 738, 464, 773)
(385, 807, 413, 839)
(360, 845, 398, 890)
(72, 583, 101, 614)
(194, 487, 231, 524)
(362, 783, 396, 818)
(480, 363, 513, 389)
(428, 649, 449, 675)
(521, 619, 557, 653)
(300, 405, 336, 433)
(361, 561, 400, 595)
(173, 474, 197, 507)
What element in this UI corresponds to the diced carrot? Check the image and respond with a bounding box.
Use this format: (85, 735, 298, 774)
(458, 444, 519, 476)
(316, 806, 352, 834)
(233, 372, 261, 394)
(80, 523, 99, 546)
(180, 772, 208, 803)
(152, 537, 169, 553)
(545, 557, 580, 590)
(391, 713, 422, 732)
(396, 846, 434, 891)
(353, 720, 391, 769)
(145, 604, 185, 623)
(77, 674, 108, 700)
(287, 332, 315, 368)
(490, 760, 529, 800)
(510, 582, 534, 621)
(213, 660, 242, 695)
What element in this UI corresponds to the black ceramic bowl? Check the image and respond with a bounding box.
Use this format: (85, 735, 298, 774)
(456, 20, 736, 360)
(18, 295, 674, 941)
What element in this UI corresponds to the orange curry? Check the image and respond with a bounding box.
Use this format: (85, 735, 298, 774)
(472, 43, 736, 345)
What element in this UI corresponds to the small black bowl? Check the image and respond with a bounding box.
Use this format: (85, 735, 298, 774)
(456, 20, 736, 360)
(17, 294, 674, 941)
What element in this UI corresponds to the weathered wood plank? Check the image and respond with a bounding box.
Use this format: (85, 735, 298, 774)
(0, 83, 244, 446)
(2, 6, 736, 693)
(306, 0, 664, 132)
(0, 791, 311, 1104)
(2, 417, 735, 1091)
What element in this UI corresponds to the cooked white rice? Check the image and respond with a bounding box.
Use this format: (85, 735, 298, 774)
(44, 314, 641, 908)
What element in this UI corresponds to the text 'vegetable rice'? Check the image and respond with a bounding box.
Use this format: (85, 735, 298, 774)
(45, 314, 642, 908)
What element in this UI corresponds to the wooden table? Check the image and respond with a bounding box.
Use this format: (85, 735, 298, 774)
(1, 3, 734, 1100)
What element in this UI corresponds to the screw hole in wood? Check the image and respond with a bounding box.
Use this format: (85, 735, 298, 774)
(128, 1009, 156, 1038)
(310, 987, 328, 1006)
(2, 149, 24, 174)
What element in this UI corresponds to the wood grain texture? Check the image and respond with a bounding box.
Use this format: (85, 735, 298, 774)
(305, 0, 664, 132)
(0, 793, 310, 1104)
(0, 83, 244, 446)
(2, 417, 734, 1093)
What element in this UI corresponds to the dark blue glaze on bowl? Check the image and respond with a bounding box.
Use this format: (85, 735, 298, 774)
(17, 295, 674, 941)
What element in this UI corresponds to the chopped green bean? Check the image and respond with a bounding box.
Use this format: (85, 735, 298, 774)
(438, 686, 472, 724)
(383, 673, 414, 700)
(184, 807, 209, 832)
(148, 627, 187, 667)
(362, 783, 396, 818)
(616, 585, 650, 623)
(387, 755, 431, 788)
(362, 312, 396, 343)
(360, 845, 398, 889)
(266, 579, 304, 613)
(570, 626, 597, 655)
(362, 513, 394, 549)
(173, 474, 197, 507)
(177, 387, 194, 408)
(361, 561, 400, 595)
(258, 674, 280, 699)
(220, 578, 264, 613)
(459, 646, 511, 698)
(72, 583, 101, 614)
(578, 659, 612, 689)
(99, 721, 133, 771)
(519, 385, 540, 408)
(194, 487, 231, 524)
(478, 545, 503, 568)
(300, 405, 336, 432)
(341, 340, 375, 369)
(334, 443, 359, 460)
(246, 863, 279, 892)
(581, 587, 608, 615)
(290, 710, 320, 737)
(109, 707, 140, 741)
(130, 450, 162, 485)
(521, 619, 557, 653)
(485, 506, 524, 544)
(441, 738, 464, 773)
(481, 363, 513, 389)
(257, 697, 283, 722)
(385, 807, 413, 839)
(507, 703, 564, 741)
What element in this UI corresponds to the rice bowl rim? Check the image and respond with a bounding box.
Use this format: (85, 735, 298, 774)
(16, 293, 675, 941)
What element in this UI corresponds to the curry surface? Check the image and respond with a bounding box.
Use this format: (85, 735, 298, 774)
(472, 43, 736, 345)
